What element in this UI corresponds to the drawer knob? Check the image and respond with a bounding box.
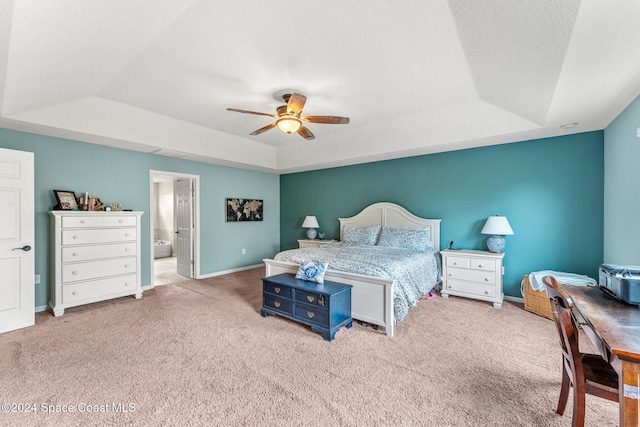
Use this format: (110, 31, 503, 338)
(274, 301, 281, 308)
(125, 264, 130, 268)
(73, 235, 79, 239)
(72, 270, 79, 275)
(448, 285, 453, 289)
(125, 233, 130, 237)
(72, 252, 78, 256)
(274, 287, 281, 294)
(484, 278, 489, 282)
(307, 296, 315, 303)
(484, 291, 489, 295)
(119, 219, 123, 223)
(448, 273, 453, 277)
(125, 282, 130, 287)
(478, 264, 483, 268)
(125, 248, 130, 252)
(453, 261, 458, 265)
(80, 220, 85, 224)
(72, 291, 78, 295)
(307, 311, 315, 319)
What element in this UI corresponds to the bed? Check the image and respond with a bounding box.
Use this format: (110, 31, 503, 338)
(263, 202, 441, 337)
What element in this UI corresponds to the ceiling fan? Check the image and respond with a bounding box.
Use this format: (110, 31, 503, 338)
(227, 92, 349, 141)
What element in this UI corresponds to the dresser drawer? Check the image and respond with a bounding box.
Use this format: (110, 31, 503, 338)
(61, 257, 137, 283)
(445, 267, 496, 285)
(103, 216, 137, 227)
(470, 258, 496, 272)
(444, 278, 497, 298)
(62, 243, 137, 262)
(446, 256, 470, 269)
(263, 294, 293, 315)
(62, 274, 138, 304)
(62, 216, 103, 228)
(295, 290, 327, 308)
(61, 228, 136, 245)
(294, 305, 329, 327)
(264, 281, 292, 299)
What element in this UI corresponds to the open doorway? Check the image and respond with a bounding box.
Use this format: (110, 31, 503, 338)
(149, 170, 200, 288)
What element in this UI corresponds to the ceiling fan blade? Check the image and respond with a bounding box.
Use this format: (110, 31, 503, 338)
(227, 108, 276, 118)
(250, 122, 277, 135)
(287, 93, 307, 116)
(297, 125, 315, 140)
(302, 115, 350, 125)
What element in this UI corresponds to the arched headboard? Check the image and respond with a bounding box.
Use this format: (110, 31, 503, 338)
(338, 202, 441, 251)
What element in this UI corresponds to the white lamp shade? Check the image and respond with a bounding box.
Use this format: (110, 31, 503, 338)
(301, 216, 319, 228)
(481, 215, 514, 235)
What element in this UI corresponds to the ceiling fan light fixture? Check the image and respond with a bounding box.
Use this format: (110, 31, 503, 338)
(276, 117, 301, 134)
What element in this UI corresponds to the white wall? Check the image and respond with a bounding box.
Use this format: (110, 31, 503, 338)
(603, 94, 640, 264)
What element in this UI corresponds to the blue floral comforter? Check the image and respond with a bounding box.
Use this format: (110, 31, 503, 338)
(273, 242, 440, 323)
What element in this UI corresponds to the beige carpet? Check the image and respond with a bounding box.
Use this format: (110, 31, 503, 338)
(1, 268, 617, 426)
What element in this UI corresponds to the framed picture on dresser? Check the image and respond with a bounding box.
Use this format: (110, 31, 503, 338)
(52, 190, 78, 210)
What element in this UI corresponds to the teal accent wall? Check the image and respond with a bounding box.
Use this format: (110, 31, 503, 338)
(604, 93, 640, 264)
(0, 128, 280, 308)
(280, 132, 604, 298)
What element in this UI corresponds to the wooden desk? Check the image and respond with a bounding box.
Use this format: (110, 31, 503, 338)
(564, 285, 640, 426)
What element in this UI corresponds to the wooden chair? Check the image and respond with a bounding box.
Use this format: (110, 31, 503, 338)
(543, 276, 619, 427)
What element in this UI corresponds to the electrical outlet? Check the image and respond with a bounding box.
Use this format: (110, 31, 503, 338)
(241, 248, 246, 255)
(34, 274, 40, 284)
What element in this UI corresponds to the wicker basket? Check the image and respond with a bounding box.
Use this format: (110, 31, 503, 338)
(522, 275, 554, 320)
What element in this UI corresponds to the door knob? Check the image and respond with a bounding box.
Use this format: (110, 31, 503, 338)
(12, 245, 32, 252)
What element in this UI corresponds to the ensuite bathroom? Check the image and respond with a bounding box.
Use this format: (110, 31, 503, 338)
(152, 177, 184, 285)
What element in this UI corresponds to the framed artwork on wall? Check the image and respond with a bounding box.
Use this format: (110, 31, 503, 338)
(53, 190, 78, 210)
(226, 198, 263, 222)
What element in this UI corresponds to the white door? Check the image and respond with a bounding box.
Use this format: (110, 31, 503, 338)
(0, 148, 35, 334)
(176, 179, 193, 278)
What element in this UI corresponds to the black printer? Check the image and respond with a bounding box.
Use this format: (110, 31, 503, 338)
(598, 264, 640, 305)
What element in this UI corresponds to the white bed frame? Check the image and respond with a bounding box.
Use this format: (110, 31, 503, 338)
(263, 202, 441, 337)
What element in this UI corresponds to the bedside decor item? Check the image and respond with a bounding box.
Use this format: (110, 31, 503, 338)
(226, 198, 263, 222)
(295, 260, 328, 284)
(53, 190, 79, 210)
(481, 215, 514, 253)
(302, 215, 319, 239)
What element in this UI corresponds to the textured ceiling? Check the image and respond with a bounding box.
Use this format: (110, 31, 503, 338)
(1, 1, 640, 173)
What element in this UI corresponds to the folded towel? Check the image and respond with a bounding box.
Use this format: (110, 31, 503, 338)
(528, 270, 597, 291)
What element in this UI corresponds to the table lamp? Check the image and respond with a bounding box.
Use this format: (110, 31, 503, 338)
(302, 216, 320, 239)
(481, 215, 514, 253)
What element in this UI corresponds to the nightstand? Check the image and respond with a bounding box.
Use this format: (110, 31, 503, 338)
(440, 249, 505, 308)
(297, 239, 336, 249)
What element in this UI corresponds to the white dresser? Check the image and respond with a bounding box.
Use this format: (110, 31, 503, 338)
(48, 211, 144, 316)
(440, 249, 505, 308)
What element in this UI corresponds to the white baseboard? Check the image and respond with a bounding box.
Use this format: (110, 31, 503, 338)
(504, 295, 524, 303)
(36, 304, 49, 313)
(197, 263, 264, 279)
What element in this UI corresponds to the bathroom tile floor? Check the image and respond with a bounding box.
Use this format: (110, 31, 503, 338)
(154, 256, 188, 286)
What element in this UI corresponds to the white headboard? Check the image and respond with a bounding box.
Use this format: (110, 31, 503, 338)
(338, 202, 441, 251)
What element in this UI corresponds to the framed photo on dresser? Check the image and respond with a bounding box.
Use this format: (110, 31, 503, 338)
(53, 190, 78, 210)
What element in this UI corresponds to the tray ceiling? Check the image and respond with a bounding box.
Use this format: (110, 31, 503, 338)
(1, 1, 639, 173)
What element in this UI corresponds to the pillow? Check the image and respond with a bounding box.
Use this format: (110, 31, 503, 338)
(376, 226, 433, 251)
(342, 224, 381, 245)
(295, 260, 328, 284)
